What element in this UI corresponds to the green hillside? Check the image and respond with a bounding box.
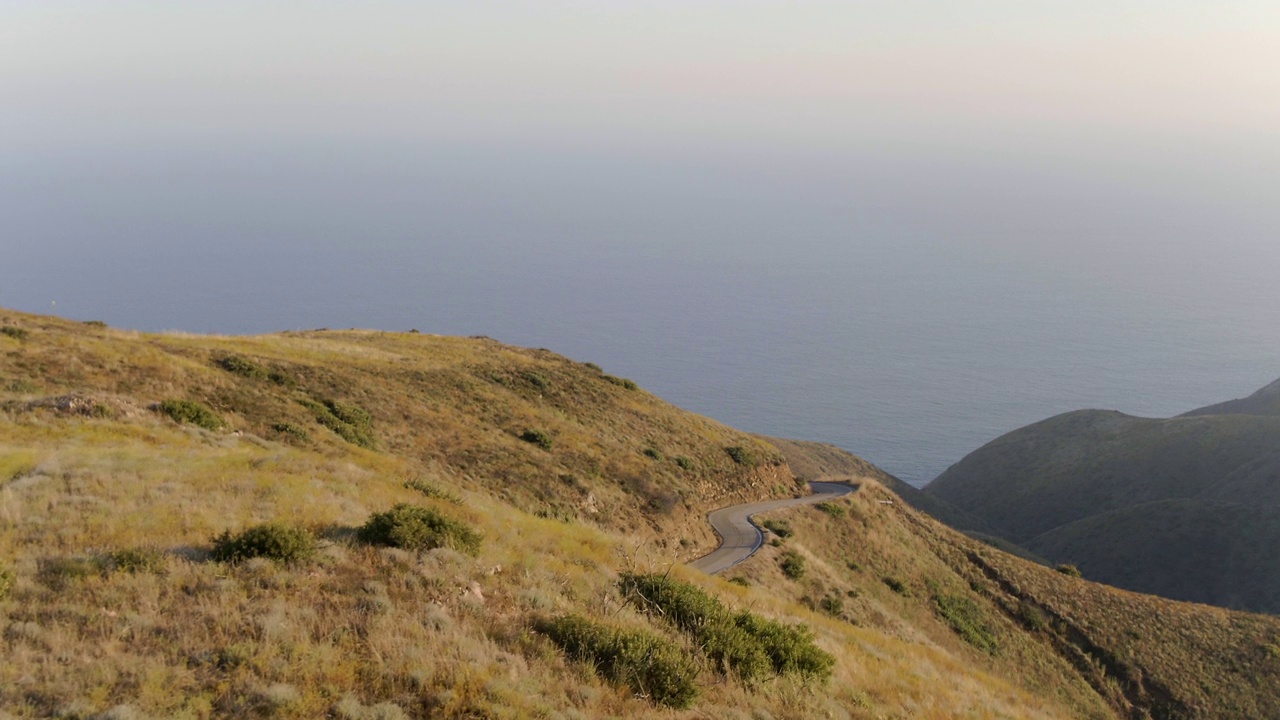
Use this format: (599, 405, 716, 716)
(924, 382, 1280, 613)
(3, 308, 1279, 718)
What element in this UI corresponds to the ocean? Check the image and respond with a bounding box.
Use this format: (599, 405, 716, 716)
(4, 143, 1279, 486)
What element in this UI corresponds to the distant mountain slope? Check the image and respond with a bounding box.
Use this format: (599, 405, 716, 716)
(924, 379, 1280, 613)
(1180, 377, 1280, 417)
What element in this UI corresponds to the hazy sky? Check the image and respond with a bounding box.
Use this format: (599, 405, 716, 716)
(4, 3, 1279, 481)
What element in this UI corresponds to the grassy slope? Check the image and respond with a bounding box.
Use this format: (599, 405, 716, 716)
(2, 309, 1276, 718)
(0, 309, 1091, 719)
(923, 404, 1280, 612)
(739, 483, 1280, 720)
(1179, 377, 1280, 417)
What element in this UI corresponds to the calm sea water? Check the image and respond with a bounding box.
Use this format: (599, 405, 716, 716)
(4, 143, 1279, 486)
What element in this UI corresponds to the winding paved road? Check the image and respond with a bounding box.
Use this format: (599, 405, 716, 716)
(689, 481, 856, 574)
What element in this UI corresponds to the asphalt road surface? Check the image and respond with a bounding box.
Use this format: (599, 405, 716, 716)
(688, 481, 856, 574)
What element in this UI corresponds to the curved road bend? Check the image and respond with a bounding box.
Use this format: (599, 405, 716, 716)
(689, 481, 856, 575)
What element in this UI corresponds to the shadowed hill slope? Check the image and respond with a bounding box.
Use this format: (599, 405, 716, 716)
(1180, 377, 1280, 417)
(924, 379, 1280, 613)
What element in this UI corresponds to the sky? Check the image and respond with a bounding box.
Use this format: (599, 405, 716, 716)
(3, 3, 1279, 481)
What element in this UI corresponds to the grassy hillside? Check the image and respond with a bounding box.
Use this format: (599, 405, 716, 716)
(924, 390, 1280, 613)
(2, 308, 1277, 718)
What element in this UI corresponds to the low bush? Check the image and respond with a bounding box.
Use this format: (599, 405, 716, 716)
(883, 576, 912, 596)
(358, 504, 481, 556)
(674, 455, 695, 471)
(1, 326, 29, 340)
(1056, 563, 1082, 577)
(642, 448, 664, 461)
(0, 562, 13, 599)
(301, 398, 375, 448)
(583, 362, 603, 373)
(272, 423, 309, 442)
(815, 501, 846, 519)
(82, 320, 108, 328)
(159, 399, 224, 431)
(732, 612, 835, 680)
(217, 354, 268, 379)
(622, 574, 833, 683)
(604, 375, 639, 391)
(779, 551, 806, 580)
(520, 370, 550, 391)
(818, 594, 845, 617)
(104, 546, 166, 574)
(211, 523, 317, 564)
(725, 446, 755, 466)
(403, 478, 462, 504)
(519, 428, 553, 450)
(1017, 600, 1049, 632)
(539, 614, 699, 708)
(933, 593, 999, 654)
(38, 556, 99, 588)
(761, 519, 792, 538)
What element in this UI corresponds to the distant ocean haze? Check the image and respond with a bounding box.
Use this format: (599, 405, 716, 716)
(4, 142, 1279, 486)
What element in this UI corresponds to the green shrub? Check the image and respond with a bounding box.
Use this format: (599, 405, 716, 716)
(519, 428, 553, 450)
(882, 576, 909, 596)
(404, 478, 462, 504)
(818, 594, 845, 617)
(1, 326, 29, 340)
(104, 546, 166, 574)
(674, 455, 695, 471)
(540, 614, 699, 708)
(211, 523, 317, 564)
(358, 504, 481, 555)
(583, 362, 603, 373)
(1056, 563, 1082, 577)
(779, 551, 806, 580)
(642, 448, 664, 461)
(159, 399, 224, 431)
(622, 574, 771, 683)
(520, 370, 550, 391)
(604, 375, 639, 391)
(761, 519, 792, 538)
(83, 320, 108, 328)
(217, 354, 268, 379)
(815, 501, 846, 519)
(0, 562, 13, 599)
(301, 398, 374, 448)
(725, 446, 755, 466)
(732, 612, 835, 681)
(623, 574, 833, 684)
(728, 576, 750, 587)
(933, 593, 999, 654)
(272, 422, 309, 442)
(1017, 600, 1048, 632)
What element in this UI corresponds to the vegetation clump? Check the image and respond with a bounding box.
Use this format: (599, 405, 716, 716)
(1056, 563, 1083, 578)
(642, 448, 664, 461)
(779, 551, 806, 580)
(216, 354, 295, 385)
(815, 501, 846, 518)
(539, 614, 699, 708)
(725, 446, 755, 466)
(158, 399, 224, 431)
(103, 546, 166, 575)
(520, 370, 550, 391)
(519, 428, 553, 450)
(933, 593, 999, 654)
(622, 574, 834, 683)
(301, 398, 375, 448)
(674, 455, 695, 471)
(604, 375, 639, 391)
(403, 478, 462, 505)
(1, 326, 29, 340)
(211, 523, 317, 564)
(762, 519, 792, 538)
(0, 562, 13, 599)
(358, 504, 481, 555)
(272, 422, 309, 442)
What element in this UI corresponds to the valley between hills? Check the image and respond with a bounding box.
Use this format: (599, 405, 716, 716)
(2, 309, 1278, 719)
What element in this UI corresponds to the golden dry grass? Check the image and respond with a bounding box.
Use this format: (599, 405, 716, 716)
(2, 308, 1266, 718)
